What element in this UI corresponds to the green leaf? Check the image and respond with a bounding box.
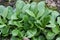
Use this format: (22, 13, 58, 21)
(1, 6, 13, 19)
(0, 17, 4, 24)
(52, 26, 59, 34)
(32, 37, 41, 40)
(30, 2, 37, 13)
(8, 20, 23, 27)
(13, 21, 23, 27)
(41, 15, 50, 27)
(46, 24, 56, 28)
(51, 11, 59, 18)
(26, 29, 37, 38)
(12, 29, 19, 36)
(8, 20, 14, 25)
(25, 10, 35, 17)
(50, 11, 59, 24)
(0, 5, 5, 16)
(11, 13, 18, 20)
(7, 6, 14, 19)
(18, 31, 25, 38)
(22, 4, 30, 13)
(37, 1, 45, 18)
(56, 37, 60, 40)
(30, 2, 36, 10)
(30, 2, 38, 16)
(23, 15, 29, 22)
(11, 36, 20, 40)
(2, 7, 8, 18)
(0, 25, 6, 28)
(32, 36, 45, 40)
(57, 17, 60, 25)
(1, 26, 9, 35)
(16, 0, 25, 11)
(46, 31, 56, 40)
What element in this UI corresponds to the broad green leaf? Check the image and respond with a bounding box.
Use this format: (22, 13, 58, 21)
(25, 10, 35, 17)
(2, 7, 8, 18)
(30, 2, 37, 12)
(1, 26, 9, 35)
(41, 16, 50, 27)
(26, 29, 37, 38)
(57, 17, 60, 25)
(22, 4, 30, 13)
(12, 29, 19, 36)
(56, 37, 60, 40)
(51, 11, 59, 18)
(0, 25, 6, 28)
(46, 24, 56, 28)
(8, 20, 23, 27)
(11, 36, 20, 40)
(37, 1, 45, 12)
(37, 1, 45, 18)
(40, 8, 52, 21)
(52, 26, 59, 34)
(30, 2, 36, 10)
(32, 36, 45, 40)
(0, 17, 4, 24)
(8, 20, 14, 25)
(13, 21, 23, 27)
(16, 0, 25, 11)
(16, 0, 25, 15)
(30, 2, 38, 15)
(19, 13, 25, 19)
(7, 6, 14, 19)
(46, 31, 56, 40)
(50, 11, 59, 24)
(39, 36, 45, 40)
(32, 37, 41, 40)
(23, 15, 29, 22)
(1, 6, 13, 19)
(0, 5, 5, 16)
(11, 13, 18, 20)
(18, 31, 25, 38)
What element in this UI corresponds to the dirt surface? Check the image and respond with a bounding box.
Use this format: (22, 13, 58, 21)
(0, 0, 60, 8)
(0, 0, 16, 7)
(46, 0, 60, 12)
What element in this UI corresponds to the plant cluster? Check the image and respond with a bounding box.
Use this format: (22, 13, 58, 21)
(0, 0, 60, 40)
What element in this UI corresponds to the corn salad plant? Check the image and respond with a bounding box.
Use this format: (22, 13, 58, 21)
(0, 0, 60, 40)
